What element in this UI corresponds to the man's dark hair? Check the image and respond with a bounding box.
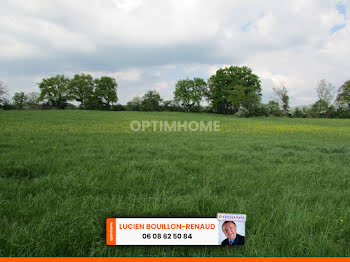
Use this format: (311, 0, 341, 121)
(222, 221, 236, 229)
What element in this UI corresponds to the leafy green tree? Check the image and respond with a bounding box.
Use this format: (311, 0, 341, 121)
(12, 92, 28, 109)
(252, 103, 269, 117)
(38, 75, 70, 109)
(273, 83, 289, 115)
(327, 105, 337, 118)
(174, 78, 207, 112)
(192, 78, 207, 108)
(227, 85, 245, 110)
(68, 73, 94, 109)
(174, 79, 192, 110)
(311, 99, 329, 117)
(141, 90, 162, 111)
(293, 107, 305, 118)
(94, 77, 118, 110)
(207, 66, 261, 114)
(227, 84, 256, 113)
(336, 80, 350, 108)
(161, 100, 181, 112)
(266, 100, 282, 116)
(112, 104, 126, 111)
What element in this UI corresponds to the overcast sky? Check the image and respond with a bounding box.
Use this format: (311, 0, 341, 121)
(1, 0, 349, 106)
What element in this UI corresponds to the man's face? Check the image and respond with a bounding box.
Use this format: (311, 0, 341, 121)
(222, 222, 237, 241)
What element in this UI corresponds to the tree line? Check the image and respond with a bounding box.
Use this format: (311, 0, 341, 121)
(1, 66, 349, 118)
(0, 74, 118, 110)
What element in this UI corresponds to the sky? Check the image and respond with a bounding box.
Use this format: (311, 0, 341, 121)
(0, 0, 349, 106)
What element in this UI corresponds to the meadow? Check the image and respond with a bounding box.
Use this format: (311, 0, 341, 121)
(0, 110, 349, 257)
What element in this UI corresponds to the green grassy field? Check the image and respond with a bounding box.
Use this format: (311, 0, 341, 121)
(0, 110, 349, 257)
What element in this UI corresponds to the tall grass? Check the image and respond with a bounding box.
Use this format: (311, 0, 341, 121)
(0, 110, 349, 256)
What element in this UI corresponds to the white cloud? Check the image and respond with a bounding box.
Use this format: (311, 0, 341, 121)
(155, 81, 176, 101)
(153, 81, 170, 91)
(0, 35, 42, 59)
(1, 0, 350, 106)
(112, 0, 143, 12)
(115, 69, 142, 82)
(184, 64, 201, 73)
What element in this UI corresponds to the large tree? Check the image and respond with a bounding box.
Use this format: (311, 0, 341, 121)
(38, 75, 70, 109)
(174, 78, 207, 112)
(336, 80, 350, 108)
(207, 66, 261, 114)
(174, 79, 193, 111)
(141, 90, 162, 111)
(68, 73, 95, 109)
(94, 76, 118, 109)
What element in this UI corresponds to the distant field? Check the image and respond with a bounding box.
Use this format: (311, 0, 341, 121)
(0, 110, 349, 256)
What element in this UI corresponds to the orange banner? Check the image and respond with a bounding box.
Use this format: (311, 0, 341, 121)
(106, 218, 117, 245)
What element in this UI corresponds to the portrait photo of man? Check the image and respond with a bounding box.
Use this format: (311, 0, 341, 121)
(221, 221, 245, 245)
